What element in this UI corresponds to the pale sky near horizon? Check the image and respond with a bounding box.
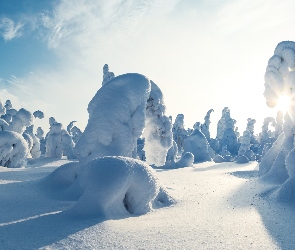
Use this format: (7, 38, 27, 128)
(0, 0, 294, 136)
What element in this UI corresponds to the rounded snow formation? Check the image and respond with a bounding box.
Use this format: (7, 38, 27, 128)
(76, 73, 151, 165)
(69, 156, 175, 218)
(183, 129, 211, 163)
(236, 155, 249, 164)
(213, 154, 224, 163)
(0, 131, 29, 168)
(176, 152, 194, 168)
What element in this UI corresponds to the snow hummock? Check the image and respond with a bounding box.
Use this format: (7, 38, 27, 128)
(68, 156, 175, 218)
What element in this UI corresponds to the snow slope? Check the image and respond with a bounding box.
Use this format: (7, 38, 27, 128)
(0, 158, 294, 249)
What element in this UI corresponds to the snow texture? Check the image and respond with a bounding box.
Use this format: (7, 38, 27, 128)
(0, 131, 28, 168)
(69, 156, 175, 218)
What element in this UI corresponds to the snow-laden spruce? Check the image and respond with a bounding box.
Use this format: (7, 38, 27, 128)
(45, 118, 75, 159)
(102, 64, 115, 86)
(216, 107, 238, 155)
(76, 73, 172, 166)
(172, 114, 188, 153)
(0, 131, 28, 168)
(201, 109, 214, 141)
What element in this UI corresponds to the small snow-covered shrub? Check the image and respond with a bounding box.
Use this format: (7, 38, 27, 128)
(0, 131, 29, 168)
(69, 156, 175, 218)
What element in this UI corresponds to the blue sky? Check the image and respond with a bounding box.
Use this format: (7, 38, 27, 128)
(0, 0, 295, 135)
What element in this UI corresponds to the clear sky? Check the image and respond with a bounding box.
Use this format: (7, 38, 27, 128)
(0, 0, 294, 136)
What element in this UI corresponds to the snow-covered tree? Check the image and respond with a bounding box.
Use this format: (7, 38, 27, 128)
(33, 110, 44, 119)
(201, 109, 214, 140)
(70, 126, 82, 144)
(259, 41, 295, 183)
(76, 73, 172, 166)
(0, 131, 28, 168)
(36, 127, 46, 155)
(0, 100, 5, 115)
(142, 81, 173, 166)
(172, 114, 188, 153)
(9, 108, 34, 134)
(45, 122, 63, 158)
(216, 107, 238, 155)
(102, 64, 115, 85)
(24, 125, 41, 158)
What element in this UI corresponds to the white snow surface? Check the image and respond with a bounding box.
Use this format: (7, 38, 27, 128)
(0, 157, 294, 249)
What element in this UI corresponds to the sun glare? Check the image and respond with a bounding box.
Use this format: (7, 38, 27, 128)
(276, 95, 291, 113)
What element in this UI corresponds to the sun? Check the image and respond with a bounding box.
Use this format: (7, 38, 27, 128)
(276, 95, 292, 113)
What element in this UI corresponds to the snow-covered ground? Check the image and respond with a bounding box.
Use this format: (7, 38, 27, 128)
(0, 158, 294, 249)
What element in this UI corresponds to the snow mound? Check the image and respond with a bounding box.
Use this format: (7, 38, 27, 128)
(0, 131, 28, 168)
(42, 161, 81, 199)
(69, 156, 175, 218)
